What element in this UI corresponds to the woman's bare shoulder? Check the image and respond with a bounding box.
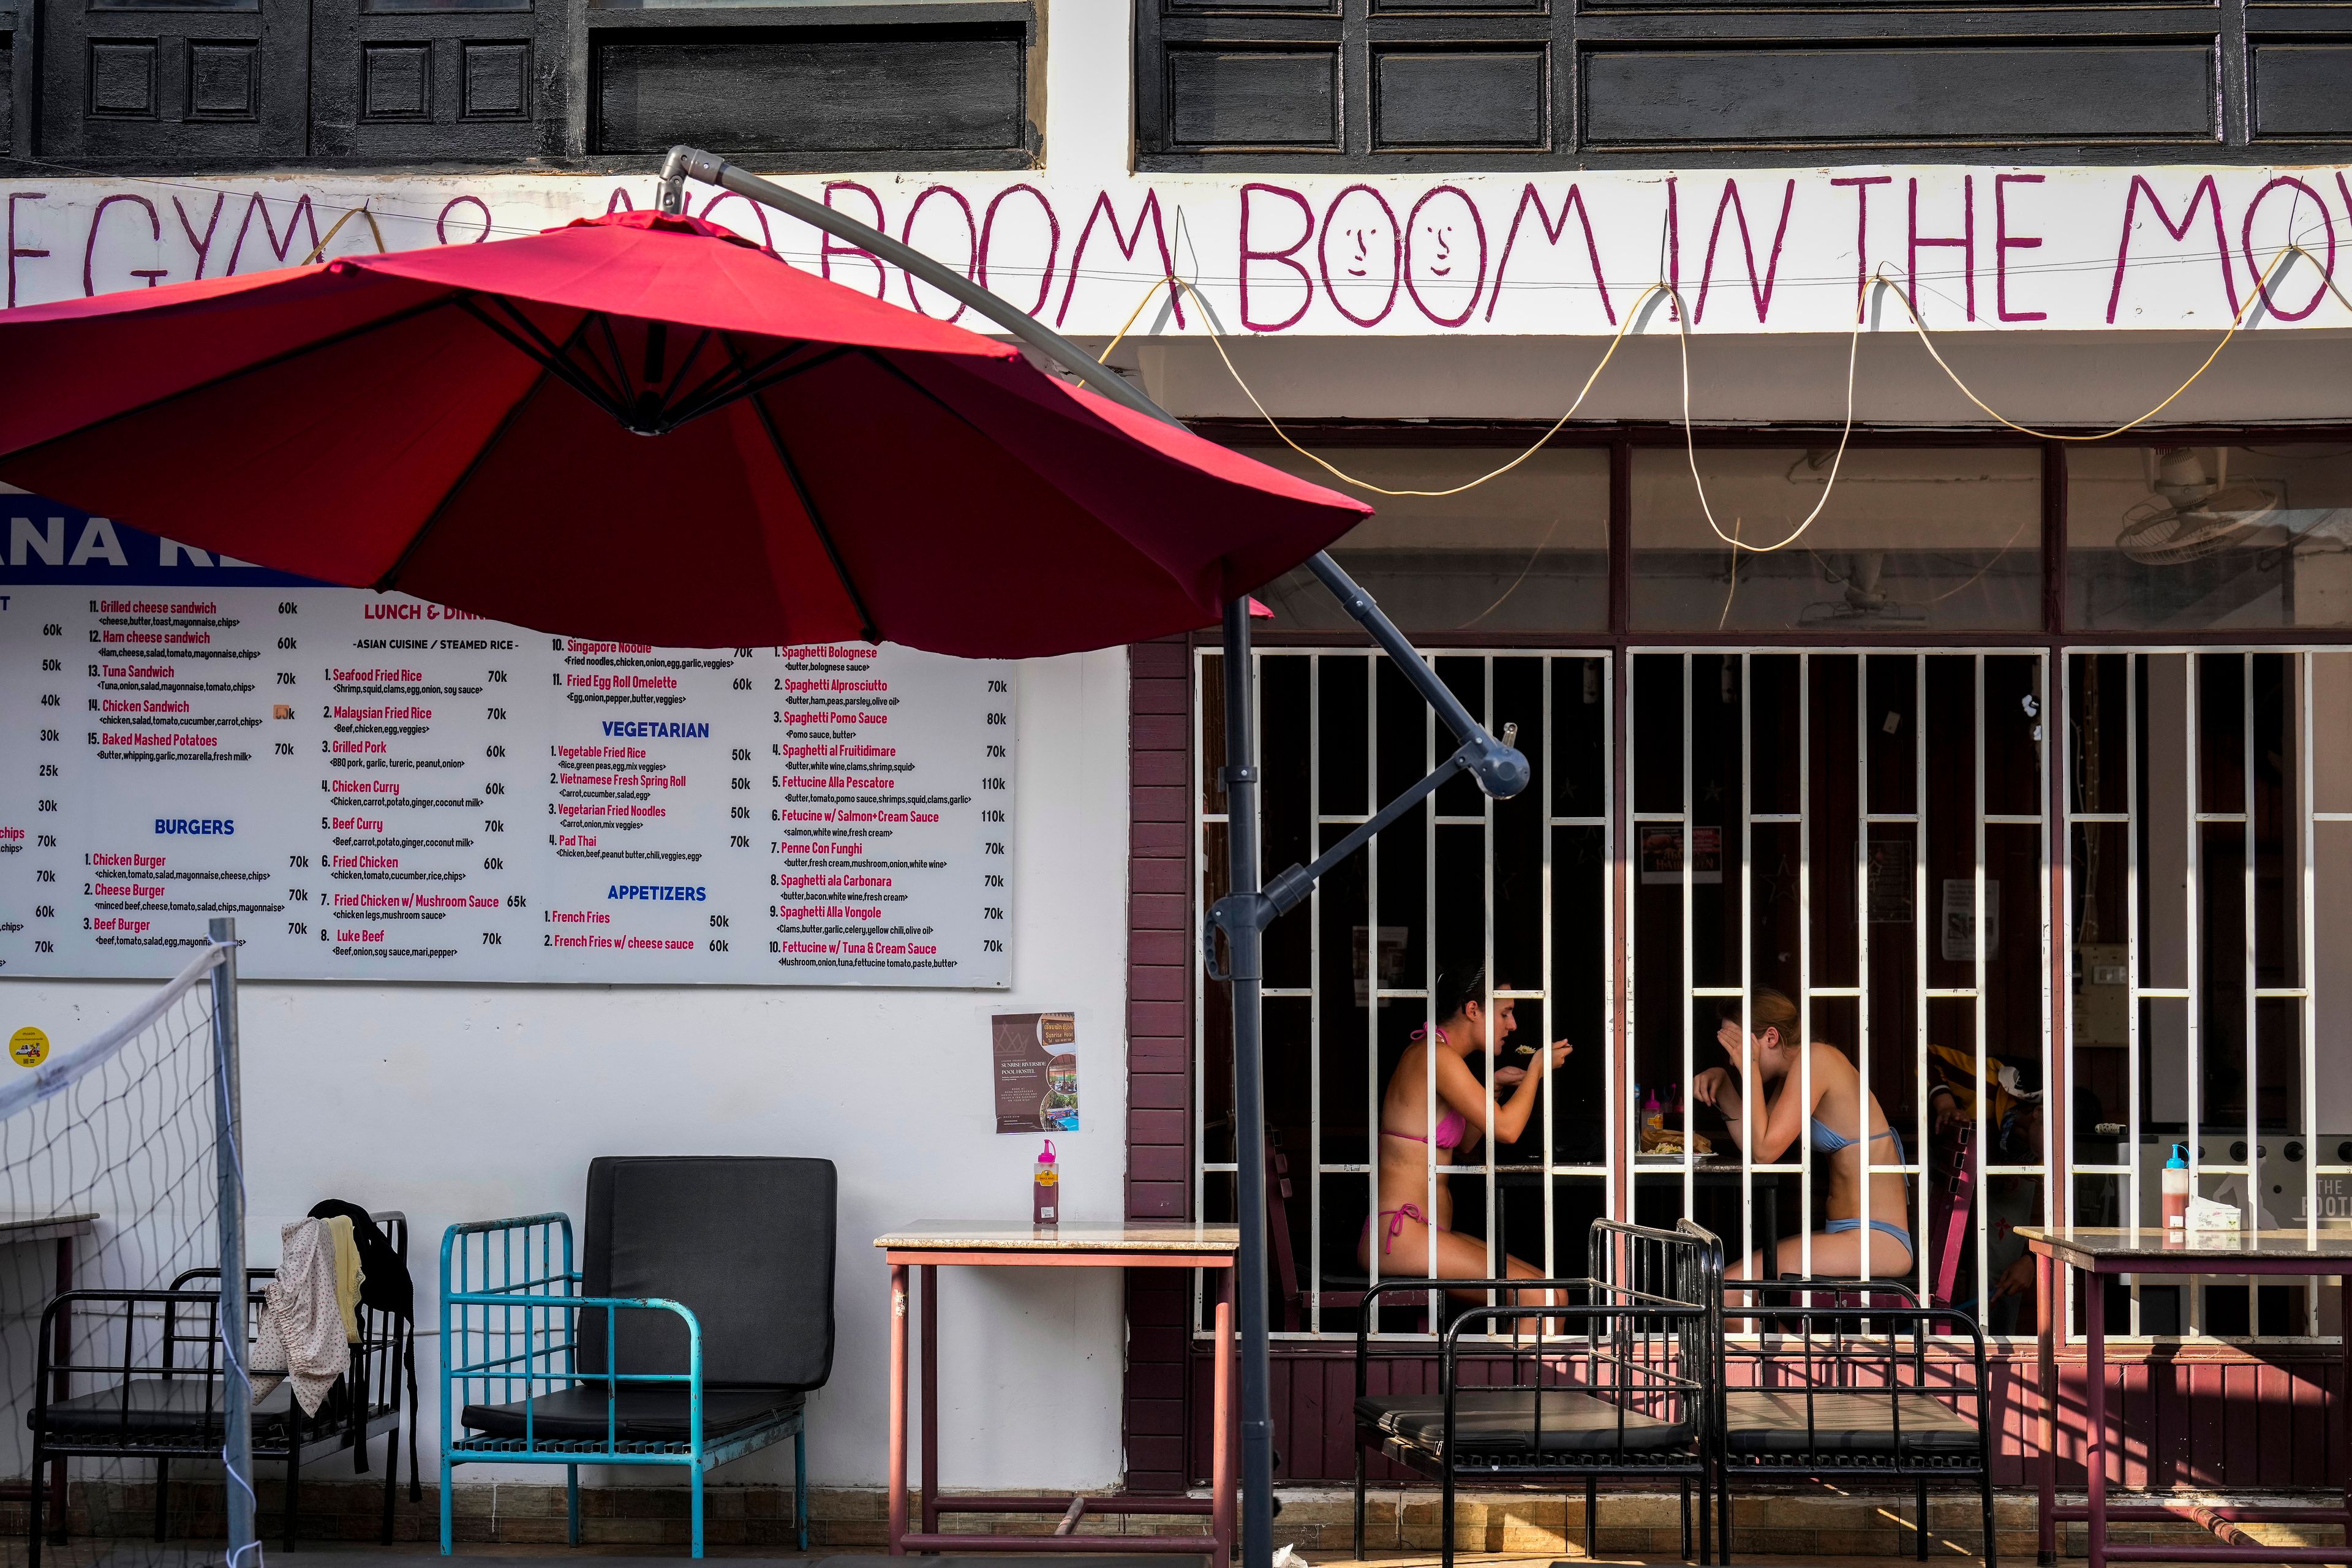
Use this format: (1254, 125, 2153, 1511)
(1807, 1041, 1861, 1082)
(1387, 1040, 1438, 1085)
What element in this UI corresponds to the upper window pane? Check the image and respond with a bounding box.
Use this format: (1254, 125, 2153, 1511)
(1632, 447, 2043, 633)
(1243, 446, 1609, 634)
(2068, 445, 2352, 632)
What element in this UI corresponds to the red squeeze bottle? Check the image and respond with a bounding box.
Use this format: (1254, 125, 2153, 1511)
(1033, 1139, 1060, 1227)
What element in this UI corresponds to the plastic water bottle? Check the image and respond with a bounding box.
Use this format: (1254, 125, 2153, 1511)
(1033, 1139, 1060, 1228)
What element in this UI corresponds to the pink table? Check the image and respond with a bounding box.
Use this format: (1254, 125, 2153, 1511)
(877, 1221, 1239, 1566)
(2022, 1226, 2352, 1567)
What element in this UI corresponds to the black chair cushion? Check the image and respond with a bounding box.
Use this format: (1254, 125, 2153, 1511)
(461, 1384, 802, 1442)
(578, 1156, 837, 1392)
(36, 1379, 298, 1437)
(1356, 1389, 1693, 1454)
(1724, 1390, 1981, 1455)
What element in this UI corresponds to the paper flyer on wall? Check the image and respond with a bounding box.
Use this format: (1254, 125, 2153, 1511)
(992, 1011, 1078, 1133)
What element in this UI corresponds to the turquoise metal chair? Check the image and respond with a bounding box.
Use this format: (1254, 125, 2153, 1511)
(439, 1157, 836, 1556)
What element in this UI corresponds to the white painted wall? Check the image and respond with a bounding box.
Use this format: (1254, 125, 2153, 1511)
(0, 647, 1134, 1493)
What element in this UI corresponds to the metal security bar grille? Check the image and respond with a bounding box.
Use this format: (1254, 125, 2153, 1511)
(1192, 645, 2067, 1341)
(1627, 651, 2051, 1328)
(1192, 643, 2352, 1344)
(2064, 651, 2352, 1343)
(1194, 649, 1613, 1340)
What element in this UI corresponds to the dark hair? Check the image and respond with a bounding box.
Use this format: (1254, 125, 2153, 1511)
(1716, 987, 1800, 1042)
(1435, 964, 1492, 1023)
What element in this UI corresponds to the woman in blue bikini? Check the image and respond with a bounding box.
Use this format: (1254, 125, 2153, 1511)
(1692, 987, 1915, 1283)
(1357, 965, 1574, 1295)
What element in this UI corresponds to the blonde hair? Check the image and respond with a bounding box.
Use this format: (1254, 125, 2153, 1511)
(1724, 987, 1800, 1046)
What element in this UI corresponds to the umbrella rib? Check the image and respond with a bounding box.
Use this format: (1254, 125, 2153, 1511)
(456, 296, 624, 419)
(372, 358, 559, 596)
(0, 294, 459, 465)
(663, 344, 856, 433)
(649, 328, 716, 425)
(486, 293, 599, 388)
(501, 296, 630, 413)
(726, 335, 882, 644)
(593, 311, 637, 407)
(659, 337, 816, 429)
(851, 347, 1002, 447)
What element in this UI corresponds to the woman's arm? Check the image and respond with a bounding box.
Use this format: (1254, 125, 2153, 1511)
(1696, 1048, 1814, 1164)
(1693, 1066, 1744, 1140)
(1749, 1044, 1834, 1166)
(1431, 1041, 1569, 1147)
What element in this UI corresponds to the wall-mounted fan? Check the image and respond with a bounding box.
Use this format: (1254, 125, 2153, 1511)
(1798, 550, 1928, 627)
(2116, 447, 2283, 567)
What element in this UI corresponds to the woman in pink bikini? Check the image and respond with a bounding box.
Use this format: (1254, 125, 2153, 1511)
(1358, 965, 1574, 1292)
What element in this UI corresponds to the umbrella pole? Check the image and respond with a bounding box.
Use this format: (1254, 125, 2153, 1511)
(1218, 596, 1275, 1568)
(658, 148, 1531, 1568)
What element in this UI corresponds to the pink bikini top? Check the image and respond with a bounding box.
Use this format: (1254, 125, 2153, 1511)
(1382, 1026, 1471, 1151)
(1385, 1112, 1469, 1151)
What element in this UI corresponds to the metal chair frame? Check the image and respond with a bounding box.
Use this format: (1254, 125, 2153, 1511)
(1585, 1218, 1733, 1560)
(1350, 1268, 1716, 1568)
(26, 1212, 413, 1559)
(437, 1212, 808, 1559)
(1713, 1279, 1997, 1567)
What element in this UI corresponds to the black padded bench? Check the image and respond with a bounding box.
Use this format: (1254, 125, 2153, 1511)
(1713, 1289, 1996, 1566)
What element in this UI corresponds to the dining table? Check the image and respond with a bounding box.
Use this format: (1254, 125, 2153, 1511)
(875, 1220, 1240, 1564)
(2019, 1224, 2352, 1568)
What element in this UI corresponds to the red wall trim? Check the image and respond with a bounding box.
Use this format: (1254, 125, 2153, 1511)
(1125, 637, 1196, 1494)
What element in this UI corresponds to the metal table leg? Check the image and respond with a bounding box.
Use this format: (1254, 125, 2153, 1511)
(2084, 1265, 2107, 1568)
(922, 1265, 940, 1542)
(889, 1263, 909, 1557)
(2038, 1251, 2057, 1566)
(1212, 1271, 1235, 1568)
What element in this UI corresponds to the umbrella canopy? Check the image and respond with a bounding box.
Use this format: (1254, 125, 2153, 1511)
(0, 210, 1366, 655)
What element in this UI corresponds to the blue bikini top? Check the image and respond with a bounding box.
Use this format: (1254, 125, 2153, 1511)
(1810, 1117, 1907, 1163)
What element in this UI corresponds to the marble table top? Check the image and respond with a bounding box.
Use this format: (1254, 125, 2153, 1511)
(875, 1221, 1240, 1255)
(2020, 1224, 2352, 1268)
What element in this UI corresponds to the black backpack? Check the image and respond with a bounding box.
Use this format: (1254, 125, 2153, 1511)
(307, 1200, 420, 1499)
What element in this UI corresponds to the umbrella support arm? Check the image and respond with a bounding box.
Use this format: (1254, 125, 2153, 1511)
(1301, 552, 1531, 799)
(658, 146, 1171, 429)
(1204, 756, 1461, 974)
(1204, 718, 1516, 982)
(655, 145, 1533, 1568)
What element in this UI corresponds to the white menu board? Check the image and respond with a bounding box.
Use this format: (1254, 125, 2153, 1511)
(0, 509, 1014, 986)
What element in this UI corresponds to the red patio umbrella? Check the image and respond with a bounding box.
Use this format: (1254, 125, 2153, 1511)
(0, 166, 1517, 1568)
(0, 210, 1367, 655)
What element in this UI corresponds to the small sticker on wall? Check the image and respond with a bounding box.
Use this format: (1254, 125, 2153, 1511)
(9, 1026, 50, 1069)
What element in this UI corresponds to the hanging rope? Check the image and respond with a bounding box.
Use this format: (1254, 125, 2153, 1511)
(298, 203, 391, 266)
(1102, 273, 1672, 499)
(1867, 243, 2345, 442)
(1094, 240, 2346, 560)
